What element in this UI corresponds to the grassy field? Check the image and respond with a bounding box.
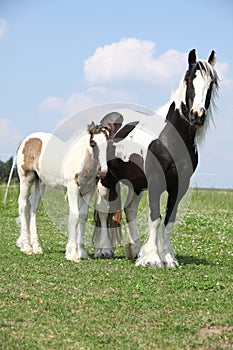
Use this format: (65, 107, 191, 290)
(0, 185, 232, 349)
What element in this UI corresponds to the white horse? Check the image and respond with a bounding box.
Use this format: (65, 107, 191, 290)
(16, 122, 113, 262)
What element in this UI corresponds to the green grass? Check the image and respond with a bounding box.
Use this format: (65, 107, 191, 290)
(0, 185, 232, 349)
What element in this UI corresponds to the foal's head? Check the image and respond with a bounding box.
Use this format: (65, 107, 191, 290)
(87, 122, 112, 179)
(181, 49, 219, 129)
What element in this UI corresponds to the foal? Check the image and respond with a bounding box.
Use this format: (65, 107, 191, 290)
(16, 122, 110, 262)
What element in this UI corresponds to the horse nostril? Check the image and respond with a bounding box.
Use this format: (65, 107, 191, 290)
(191, 111, 196, 120)
(191, 107, 206, 119)
(199, 108, 206, 117)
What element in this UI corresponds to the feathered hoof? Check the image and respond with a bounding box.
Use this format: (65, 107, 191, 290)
(32, 244, 43, 254)
(17, 237, 33, 255)
(95, 248, 115, 259)
(79, 249, 89, 259)
(125, 241, 141, 260)
(66, 255, 81, 263)
(135, 252, 164, 268)
(164, 259, 179, 268)
(161, 252, 179, 268)
(65, 242, 80, 262)
(21, 247, 33, 255)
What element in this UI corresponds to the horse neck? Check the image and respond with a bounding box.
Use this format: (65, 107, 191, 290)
(163, 78, 197, 147)
(169, 108, 196, 148)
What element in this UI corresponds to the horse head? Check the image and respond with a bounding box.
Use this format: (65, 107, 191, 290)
(181, 49, 219, 129)
(87, 122, 111, 179)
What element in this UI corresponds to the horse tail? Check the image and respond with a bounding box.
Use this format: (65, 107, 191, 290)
(107, 181, 122, 247)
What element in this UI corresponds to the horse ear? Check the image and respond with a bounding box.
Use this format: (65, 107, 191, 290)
(208, 50, 217, 66)
(113, 121, 139, 143)
(100, 112, 123, 135)
(188, 49, 196, 67)
(107, 122, 116, 138)
(87, 121, 95, 133)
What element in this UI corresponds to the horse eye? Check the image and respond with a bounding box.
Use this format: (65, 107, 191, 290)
(90, 140, 96, 147)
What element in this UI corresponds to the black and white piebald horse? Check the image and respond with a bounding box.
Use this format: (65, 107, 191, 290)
(93, 49, 219, 267)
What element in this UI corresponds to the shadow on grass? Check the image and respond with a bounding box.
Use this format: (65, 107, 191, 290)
(88, 253, 214, 267)
(176, 255, 214, 266)
(43, 249, 215, 267)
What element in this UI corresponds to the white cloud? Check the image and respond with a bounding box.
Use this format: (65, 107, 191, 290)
(40, 86, 135, 117)
(0, 19, 7, 40)
(84, 38, 186, 84)
(40, 93, 93, 116)
(0, 119, 21, 155)
(40, 40, 233, 137)
(216, 61, 233, 89)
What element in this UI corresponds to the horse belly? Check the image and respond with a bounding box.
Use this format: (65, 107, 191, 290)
(38, 136, 66, 187)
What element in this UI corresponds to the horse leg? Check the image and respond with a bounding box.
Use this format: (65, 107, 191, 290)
(107, 181, 122, 247)
(159, 183, 189, 268)
(136, 179, 164, 268)
(158, 192, 179, 268)
(76, 191, 94, 259)
(124, 190, 142, 259)
(29, 179, 44, 254)
(65, 182, 80, 262)
(93, 182, 114, 259)
(17, 175, 34, 254)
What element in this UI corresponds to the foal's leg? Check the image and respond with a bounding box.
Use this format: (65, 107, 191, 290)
(17, 175, 34, 254)
(76, 190, 95, 259)
(136, 179, 164, 268)
(29, 179, 44, 254)
(125, 190, 142, 259)
(93, 182, 114, 259)
(65, 182, 80, 262)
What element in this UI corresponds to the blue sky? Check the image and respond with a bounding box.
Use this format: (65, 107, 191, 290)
(0, 0, 233, 188)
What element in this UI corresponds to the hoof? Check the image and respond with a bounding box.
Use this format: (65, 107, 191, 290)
(164, 259, 179, 268)
(135, 252, 164, 268)
(79, 250, 89, 259)
(162, 252, 179, 268)
(21, 247, 33, 255)
(95, 248, 115, 259)
(65, 243, 89, 262)
(32, 244, 43, 254)
(66, 255, 81, 263)
(17, 238, 33, 255)
(125, 240, 141, 260)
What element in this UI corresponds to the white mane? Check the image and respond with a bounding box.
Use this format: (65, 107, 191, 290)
(157, 60, 219, 146)
(195, 60, 219, 145)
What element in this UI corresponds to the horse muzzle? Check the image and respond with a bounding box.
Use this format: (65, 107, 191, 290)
(190, 108, 206, 128)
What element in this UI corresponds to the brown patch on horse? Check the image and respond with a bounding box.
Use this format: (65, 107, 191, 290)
(74, 173, 79, 185)
(22, 138, 43, 175)
(112, 210, 122, 226)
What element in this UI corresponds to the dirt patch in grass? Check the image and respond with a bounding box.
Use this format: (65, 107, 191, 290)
(198, 325, 233, 349)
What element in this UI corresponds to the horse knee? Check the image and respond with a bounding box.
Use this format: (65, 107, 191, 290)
(68, 210, 79, 226)
(79, 209, 88, 223)
(18, 197, 30, 216)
